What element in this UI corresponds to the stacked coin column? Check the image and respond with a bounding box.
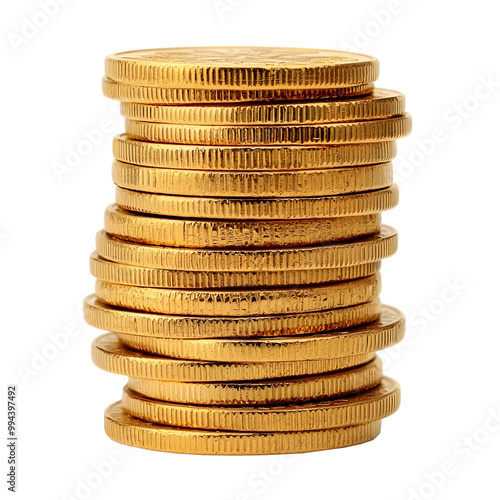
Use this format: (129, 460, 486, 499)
(84, 47, 411, 455)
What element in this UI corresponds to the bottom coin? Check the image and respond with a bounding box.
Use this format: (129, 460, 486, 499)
(122, 376, 400, 431)
(104, 402, 382, 455)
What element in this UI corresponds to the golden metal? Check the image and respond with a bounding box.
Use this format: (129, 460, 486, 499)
(87, 46, 409, 454)
(122, 376, 399, 431)
(105, 402, 382, 455)
(91, 333, 375, 382)
(120, 88, 404, 125)
(94, 273, 381, 316)
(104, 204, 381, 248)
(113, 134, 397, 170)
(126, 357, 382, 405)
(124, 114, 411, 146)
(114, 185, 398, 220)
(103, 77, 375, 104)
(89, 253, 382, 288)
(111, 160, 393, 198)
(105, 47, 379, 89)
(84, 295, 381, 338)
(115, 305, 404, 362)
(95, 226, 397, 272)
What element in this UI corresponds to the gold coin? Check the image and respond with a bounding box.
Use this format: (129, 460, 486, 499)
(126, 357, 382, 405)
(105, 47, 379, 89)
(103, 77, 375, 104)
(94, 273, 381, 316)
(104, 402, 382, 455)
(122, 376, 400, 431)
(91, 333, 375, 382)
(111, 160, 393, 198)
(95, 225, 397, 271)
(89, 252, 382, 288)
(124, 114, 411, 146)
(84, 295, 381, 338)
(113, 134, 397, 170)
(115, 185, 398, 220)
(116, 305, 404, 362)
(104, 204, 381, 248)
(120, 88, 404, 125)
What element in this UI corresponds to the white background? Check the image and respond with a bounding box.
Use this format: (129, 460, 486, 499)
(2, 0, 500, 499)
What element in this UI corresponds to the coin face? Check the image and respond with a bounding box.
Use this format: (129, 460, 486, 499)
(113, 47, 372, 66)
(105, 47, 379, 90)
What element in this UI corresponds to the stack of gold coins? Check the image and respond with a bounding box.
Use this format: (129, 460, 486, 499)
(84, 47, 411, 455)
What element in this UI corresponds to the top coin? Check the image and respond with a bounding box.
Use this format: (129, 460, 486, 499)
(105, 47, 379, 90)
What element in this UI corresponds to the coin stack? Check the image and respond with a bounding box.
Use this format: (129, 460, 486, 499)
(84, 47, 411, 455)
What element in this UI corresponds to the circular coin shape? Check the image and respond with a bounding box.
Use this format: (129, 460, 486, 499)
(126, 357, 382, 405)
(122, 376, 400, 431)
(105, 47, 379, 90)
(115, 186, 398, 220)
(124, 114, 411, 146)
(116, 305, 404, 362)
(113, 134, 397, 170)
(84, 295, 382, 338)
(103, 77, 375, 104)
(89, 253, 382, 288)
(95, 273, 381, 317)
(95, 225, 397, 271)
(91, 333, 375, 382)
(105, 403, 382, 455)
(111, 160, 393, 198)
(104, 204, 381, 248)
(120, 89, 405, 125)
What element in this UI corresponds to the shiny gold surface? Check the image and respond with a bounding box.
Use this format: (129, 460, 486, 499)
(120, 89, 404, 125)
(94, 273, 381, 316)
(104, 204, 381, 248)
(114, 185, 398, 220)
(105, 47, 379, 89)
(111, 160, 393, 198)
(126, 357, 383, 405)
(105, 402, 382, 455)
(95, 226, 397, 272)
(103, 77, 375, 104)
(84, 295, 381, 338)
(124, 114, 411, 146)
(91, 333, 375, 382)
(113, 135, 397, 170)
(122, 376, 400, 431)
(87, 46, 409, 454)
(115, 305, 404, 362)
